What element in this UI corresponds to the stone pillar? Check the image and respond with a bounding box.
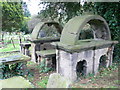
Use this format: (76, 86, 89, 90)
(20, 45, 25, 55)
(108, 46, 114, 66)
(24, 46, 30, 56)
(56, 50, 77, 82)
(93, 48, 108, 74)
(20, 43, 31, 56)
(31, 43, 40, 63)
(56, 49, 59, 73)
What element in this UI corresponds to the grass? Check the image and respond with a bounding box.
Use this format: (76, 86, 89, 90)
(0, 34, 30, 52)
(37, 76, 49, 88)
(0, 43, 20, 52)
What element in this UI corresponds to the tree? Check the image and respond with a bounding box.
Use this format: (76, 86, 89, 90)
(1, 2, 24, 33)
(38, 2, 95, 25)
(38, 2, 83, 25)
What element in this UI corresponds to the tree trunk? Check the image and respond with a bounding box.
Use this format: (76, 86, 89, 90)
(11, 38, 15, 48)
(19, 35, 22, 52)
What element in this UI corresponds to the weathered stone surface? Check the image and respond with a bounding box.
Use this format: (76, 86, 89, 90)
(47, 73, 71, 88)
(0, 76, 34, 89)
(36, 49, 56, 58)
(31, 21, 62, 40)
(60, 15, 111, 45)
(53, 40, 118, 53)
(56, 46, 115, 82)
(30, 21, 63, 63)
(20, 43, 31, 56)
(0, 54, 31, 64)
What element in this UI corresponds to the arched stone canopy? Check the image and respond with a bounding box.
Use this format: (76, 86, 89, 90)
(31, 21, 63, 40)
(60, 15, 111, 45)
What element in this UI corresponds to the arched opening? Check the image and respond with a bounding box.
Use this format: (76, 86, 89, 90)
(76, 60, 87, 78)
(99, 55, 108, 70)
(60, 15, 111, 45)
(79, 24, 94, 40)
(79, 19, 109, 40)
(38, 23, 61, 39)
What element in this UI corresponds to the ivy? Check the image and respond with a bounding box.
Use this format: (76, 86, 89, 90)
(0, 62, 28, 79)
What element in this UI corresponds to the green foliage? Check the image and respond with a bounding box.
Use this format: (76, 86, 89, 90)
(0, 62, 27, 79)
(20, 17, 30, 34)
(94, 2, 120, 61)
(38, 59, 52, 73)
(37, 76, 49, 88)
(0, 43, 19, 52)
(38, 2, 83, 24)
(1, 2, 24, 32)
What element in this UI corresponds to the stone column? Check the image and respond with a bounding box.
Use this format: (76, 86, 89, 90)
(93, 48, 108, 74)
(24, 46, 30, 56)
(20, 43, 31, 56)
(108, 46, 114, 66)
(31, 43, 41, 63)
(56, 50, 77, 82)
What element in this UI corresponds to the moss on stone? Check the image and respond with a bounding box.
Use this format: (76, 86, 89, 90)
(36, 49, 56, 57)
(47, 73, 71, 88)
(30, 37, 60, 43)
(0, 54, 31, 64)
(53, 40, 118, 53)
(60, 15, 111, 45)
(0, 76, 34, 88)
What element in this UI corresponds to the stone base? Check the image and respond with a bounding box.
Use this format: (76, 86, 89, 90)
(56, 46, 114, 82)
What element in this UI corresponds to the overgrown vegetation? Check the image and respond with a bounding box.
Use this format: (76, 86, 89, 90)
(72, 62, 119, 88)
(36, 59, 53, 73)
(0, 43, 19, 52)
(0, 63, 28, 79)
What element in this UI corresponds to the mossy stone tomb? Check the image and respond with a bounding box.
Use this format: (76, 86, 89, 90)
(53, 15, 118, 82)
(30, 21, 63, 67)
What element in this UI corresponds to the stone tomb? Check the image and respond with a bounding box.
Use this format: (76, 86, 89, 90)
(53, 15, 118, 82)
(29, 21, 63, 67)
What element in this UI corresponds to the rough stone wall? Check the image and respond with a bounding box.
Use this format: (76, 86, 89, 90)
(56, 46, 114, 82)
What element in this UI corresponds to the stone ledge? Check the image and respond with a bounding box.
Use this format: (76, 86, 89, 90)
(29, 37, 60, 43)
(52, 40, 118, 53)
(36, 49, 56, 58)
(0, 54, 31, 64)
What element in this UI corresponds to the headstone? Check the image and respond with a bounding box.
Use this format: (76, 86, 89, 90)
(47, 73, 71, 88)
(0, 76, 34, 89)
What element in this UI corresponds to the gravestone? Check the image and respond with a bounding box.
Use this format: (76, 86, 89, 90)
(0, 76, 34, 89)
(47, 73, 71, 88)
